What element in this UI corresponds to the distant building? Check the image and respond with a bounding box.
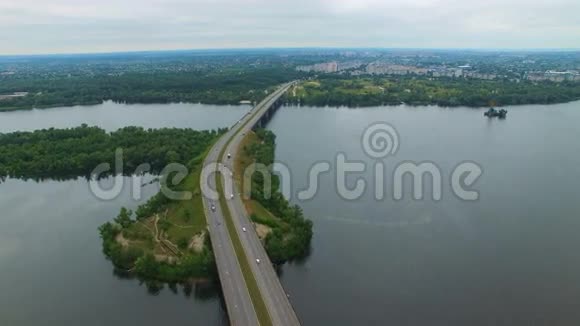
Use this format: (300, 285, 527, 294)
(296, 61, 338, 73)
(526, 70, 580, 82)
(366, 62, 429, 76)
(464, 71, 498, 80)
(0, 92, 29, 100)
(431, 67, 462, 78)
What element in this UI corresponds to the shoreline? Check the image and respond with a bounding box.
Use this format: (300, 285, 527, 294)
(0, 99, 252, 113)
(2, 97, 580, 113)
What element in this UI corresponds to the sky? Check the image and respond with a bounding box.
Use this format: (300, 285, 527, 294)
(0, 0, 579, 55)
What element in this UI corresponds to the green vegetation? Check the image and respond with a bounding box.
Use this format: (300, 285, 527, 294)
(99, 149, 218, 283)
(286, 76, 580, 107)
(2, 49, 580, 111)
(238, 129, 313, 264)
(0, 67, 302, 111)
(0, 125, 224, 180)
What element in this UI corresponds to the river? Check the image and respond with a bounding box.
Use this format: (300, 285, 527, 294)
(1, 101, 580, 325)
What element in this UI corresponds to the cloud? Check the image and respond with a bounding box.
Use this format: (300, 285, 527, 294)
(0, 0, 578, 54)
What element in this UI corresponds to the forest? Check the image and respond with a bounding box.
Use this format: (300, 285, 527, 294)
(285, 76, 580, 108)
(0, 124, 224, 180)
(0, 67, 303, 111)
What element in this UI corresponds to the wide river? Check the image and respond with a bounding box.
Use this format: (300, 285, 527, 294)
(1, 100, 580, 325)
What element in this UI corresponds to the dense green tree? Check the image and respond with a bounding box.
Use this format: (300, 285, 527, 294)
(0, 125, 224, 180)
(0, 67, 303, 111)
(285, 76, 580, 108)
(245, 129, 313, 264)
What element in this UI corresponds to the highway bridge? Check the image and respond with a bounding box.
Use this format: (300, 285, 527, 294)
(201, 82, 300, 326)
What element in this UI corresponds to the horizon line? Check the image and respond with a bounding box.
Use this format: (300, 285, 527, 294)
(2, 46, 580, 58)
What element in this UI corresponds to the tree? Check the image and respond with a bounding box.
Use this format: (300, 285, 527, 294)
(114, 207, 133, 228)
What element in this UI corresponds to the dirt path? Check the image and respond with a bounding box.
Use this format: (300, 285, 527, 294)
(188, 232, 206, 253)
(153, 213, 182, 257)
(115, 233, 130, 247)
(169, 221, 196, 229)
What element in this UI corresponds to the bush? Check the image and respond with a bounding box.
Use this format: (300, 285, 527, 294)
(177, 238, 189, 250)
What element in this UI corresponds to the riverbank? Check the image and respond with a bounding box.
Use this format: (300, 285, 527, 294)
(0, 68, 300, 112)
(234, 129, 313, 264)
(0, 101, 103, 112)
(284, 77, 580, 108)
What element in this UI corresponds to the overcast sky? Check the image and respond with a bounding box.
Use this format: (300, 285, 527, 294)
(1, 0, 579, 55)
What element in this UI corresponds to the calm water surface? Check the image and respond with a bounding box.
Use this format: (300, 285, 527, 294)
(2, 101, 580, 325)
(269, 102, 580, 326)
(0, 100, 250, 132)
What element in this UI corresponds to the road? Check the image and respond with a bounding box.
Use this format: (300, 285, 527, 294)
(202, 82, 300, 326)
(203, 129, 259, 326)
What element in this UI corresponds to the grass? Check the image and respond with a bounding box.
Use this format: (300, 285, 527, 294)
(303, 81, 320, 88)
(234, 131, 282, 229)
(119, 149, 212, 258)
(122, 222, 155, 251)
(164, 163, 207, 242)
(248, 201, 279, 225)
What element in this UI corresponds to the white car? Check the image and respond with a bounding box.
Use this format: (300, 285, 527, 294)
(230, 194, 234, 199)
(242, 227, 247, 232)
(256, 259, 261, 264)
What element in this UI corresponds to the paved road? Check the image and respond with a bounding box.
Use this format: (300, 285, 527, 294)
(202, 82, 299, 326)
(203, 130, 259, 326)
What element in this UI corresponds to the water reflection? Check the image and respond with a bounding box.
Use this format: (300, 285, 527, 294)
(269, 102, 580, 326)
(111, 267, 222, 300)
